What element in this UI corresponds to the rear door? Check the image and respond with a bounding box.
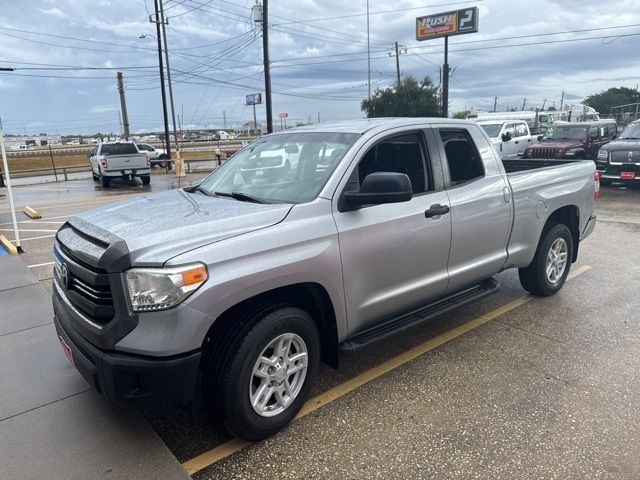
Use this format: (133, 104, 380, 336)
(501, 123, 519, 156)
(435, 124, 513, 293)
(512, 122, 532, 154)
(333, 129, 452, 334)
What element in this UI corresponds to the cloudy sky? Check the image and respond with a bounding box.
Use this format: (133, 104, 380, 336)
(1, 0, 639, 135)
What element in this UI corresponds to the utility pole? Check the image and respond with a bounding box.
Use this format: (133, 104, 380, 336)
(560, 91, 564, 111)
(388, 42, 407, 88)
(366, 0, 371, 99)
(542, 98, 547, 110)
(223, 110, 227, 129)
(442, 36, 449, 118)
(522, 97, 527, 111)
(493, 96, 498, 112)
(317, 112, 320, 123)
(158, 0, 182, 176)
(116, 72, 130, 140)
(258, 0, 273, 133)
(152, 0, 171, 164)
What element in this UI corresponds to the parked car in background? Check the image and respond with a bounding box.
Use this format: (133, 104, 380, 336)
(473, 110, 556, 133)
(55, 118, 597, 442)
(523, 120, 617, 160)
(477, 120, 534, 157)
(596, 121, 640, 185)
(89, 141, 150, 187)
(135, 143, 171, 168)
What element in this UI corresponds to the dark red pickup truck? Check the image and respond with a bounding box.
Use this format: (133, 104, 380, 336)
(523, 120, 617, 160)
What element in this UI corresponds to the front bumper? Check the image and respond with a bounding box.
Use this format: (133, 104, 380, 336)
(54, 311, 201, 406)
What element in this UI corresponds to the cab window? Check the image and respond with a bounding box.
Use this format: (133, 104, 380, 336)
(503, 123, 515, 137)
(440, 129, 484, 186)
(514, 123, 528, 137)
(353, 133, 430, 194)
(588, 126, 600, 142)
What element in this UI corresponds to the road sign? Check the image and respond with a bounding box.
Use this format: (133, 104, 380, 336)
(245, 93, 262, 105)
(416, 6, 478, 41)
(278, 112, 288, 119)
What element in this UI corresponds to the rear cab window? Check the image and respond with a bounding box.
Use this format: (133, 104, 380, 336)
(101, 143, 139, 155)
(439, 129, 485, 186)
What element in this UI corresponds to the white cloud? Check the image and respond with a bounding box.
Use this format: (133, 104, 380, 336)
(38, 8, 68, 20)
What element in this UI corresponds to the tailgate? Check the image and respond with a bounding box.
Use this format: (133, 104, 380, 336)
(105, 154, 147, 170)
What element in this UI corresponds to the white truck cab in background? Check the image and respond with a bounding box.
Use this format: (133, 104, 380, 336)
(477, 120, 534, 157)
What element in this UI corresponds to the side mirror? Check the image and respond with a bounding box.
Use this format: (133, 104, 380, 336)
(612, 134, 618, 140)
(343, 172, 412, 208)
(501, 132, 512, 142)
(87, 153, 92, 158)
(537, 135, 543, 142)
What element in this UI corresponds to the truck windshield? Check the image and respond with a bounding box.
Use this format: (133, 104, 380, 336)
(196, 132, 360, 204)
(479, 124, 502, 138)
(544, 126, 587, 140)
(619, 124, 640, 140)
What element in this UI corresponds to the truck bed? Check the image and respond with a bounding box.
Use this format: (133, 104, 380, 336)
(502, 158, 585, 174)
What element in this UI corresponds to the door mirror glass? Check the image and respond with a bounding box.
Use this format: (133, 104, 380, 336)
(501, 132, 512, 142)
(343, 172, 412, 208)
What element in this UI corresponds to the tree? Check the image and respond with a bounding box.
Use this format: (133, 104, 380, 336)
(547, 106, 557, 111)
(361, 75, 440, 118)
(584, 87, 640, 114)
(453, 110, 471, 119)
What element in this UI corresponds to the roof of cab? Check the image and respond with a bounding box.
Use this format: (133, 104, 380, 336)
(270, 117, 473, 135)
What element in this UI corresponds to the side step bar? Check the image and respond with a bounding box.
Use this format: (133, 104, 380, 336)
(339, 278, 500, 353)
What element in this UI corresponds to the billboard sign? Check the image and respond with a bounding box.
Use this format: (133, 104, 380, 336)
(245, 93, 262, 105)
(416, 7, 478, 41)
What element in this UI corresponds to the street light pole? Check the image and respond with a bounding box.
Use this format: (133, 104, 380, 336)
(366, 0, 371, 99)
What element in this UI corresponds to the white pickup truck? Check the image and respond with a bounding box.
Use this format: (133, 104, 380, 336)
(89, 142, 150, 187)
(135, 143, 171, 169)
(477, 120, 535, 157)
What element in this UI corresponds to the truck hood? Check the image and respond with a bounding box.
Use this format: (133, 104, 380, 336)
(600, 139, 640, 151)
(74, 189, 293, 265)
(536, 139, 583, 149)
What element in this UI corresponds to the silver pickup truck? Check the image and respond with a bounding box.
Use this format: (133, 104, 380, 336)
(53, 118, 597, 440)
(89, 142, 150, 187)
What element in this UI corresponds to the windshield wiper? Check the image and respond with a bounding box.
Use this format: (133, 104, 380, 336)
(214, 191, 268, 204)
(620, 137, 640, 140)
(191, 185, 215, 197)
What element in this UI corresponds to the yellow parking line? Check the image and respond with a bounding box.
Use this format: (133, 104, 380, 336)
(181, 264, 592, 475)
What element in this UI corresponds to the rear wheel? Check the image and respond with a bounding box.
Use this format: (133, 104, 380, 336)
(518, 222, 573, 296)
(140, 175, 150, 185)
(203, 306, 320, 441)
(100, 171, 110, 188)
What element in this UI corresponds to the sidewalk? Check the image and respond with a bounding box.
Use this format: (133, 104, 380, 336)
(0, 255, 189, 480)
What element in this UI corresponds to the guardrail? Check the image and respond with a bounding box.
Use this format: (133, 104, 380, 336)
(0, 157, 230, 184)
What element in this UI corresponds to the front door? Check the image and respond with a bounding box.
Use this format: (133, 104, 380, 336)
(333, 130, 452, 335)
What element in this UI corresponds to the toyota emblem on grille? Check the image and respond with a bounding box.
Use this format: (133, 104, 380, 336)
(58, 262, 70, 289)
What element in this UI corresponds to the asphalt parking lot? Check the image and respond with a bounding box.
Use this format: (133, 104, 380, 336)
(1, 176, 639, 479)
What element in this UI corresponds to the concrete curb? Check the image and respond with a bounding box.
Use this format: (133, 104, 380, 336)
(23, 205, 41, 219)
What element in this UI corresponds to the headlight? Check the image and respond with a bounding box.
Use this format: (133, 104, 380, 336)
(125, 263, 208, 312)
(555, 148, 565, 158)
(597, 149, 609, 160)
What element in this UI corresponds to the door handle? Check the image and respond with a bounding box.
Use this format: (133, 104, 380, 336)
(514, 141, 519, 144)
(527, 139, 531, 142)
(425, 204, 450, 218)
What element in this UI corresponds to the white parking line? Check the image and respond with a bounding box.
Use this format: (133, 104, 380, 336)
(27, 261, 55, 268)
(9, 234, 56, 242)
(0, 228, 59, 233)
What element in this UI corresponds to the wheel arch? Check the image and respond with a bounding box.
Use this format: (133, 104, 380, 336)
(201, 282, 340, 370)
(544, 205, 580, 262)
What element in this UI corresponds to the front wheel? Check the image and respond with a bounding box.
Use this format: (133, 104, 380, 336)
(518, 223, 573, 296)
(204, 307, 320, 441)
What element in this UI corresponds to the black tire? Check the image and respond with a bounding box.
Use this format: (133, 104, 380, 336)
(100, 171, 110, 188)
(204, 306, 320, 441)
(518, 222, 573, 297)
(140, 175, 150, 185)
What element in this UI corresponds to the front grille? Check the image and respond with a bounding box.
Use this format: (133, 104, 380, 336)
(528, 147, 556, 159)
(610, 150, 640, 164)
(55, 237, 115, 325)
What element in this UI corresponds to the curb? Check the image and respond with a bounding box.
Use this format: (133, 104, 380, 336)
(0, 234, 18, 255)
